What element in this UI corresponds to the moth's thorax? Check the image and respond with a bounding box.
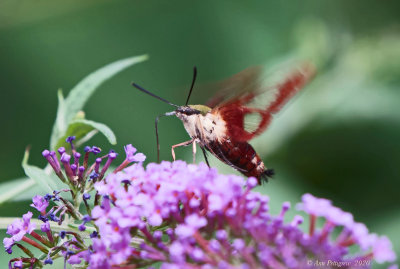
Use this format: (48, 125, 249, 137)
(188, 104, 211, 115)
(176, 110, 227, 143)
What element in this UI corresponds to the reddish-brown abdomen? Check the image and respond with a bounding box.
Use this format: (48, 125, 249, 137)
(206, 139, 267, 183)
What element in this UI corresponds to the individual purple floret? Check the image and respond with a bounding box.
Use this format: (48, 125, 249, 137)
(3, 212, 44, 255)
(65, 136, 76, 152)
(58, 146, 66, 156)
(66, 136, 76, 151)
(60, 153, 75, 181)
(113, 144, 146, 173)
(30, 195, 49, 214)
(94, 158, 102, 173)
(124, 144, 146, 163)
(73, 152, 81, 166)
(6, 212, 36, 242)
(11, 260, 22, 268)
(66, 136, 75, 143)
(91, 146, 101, 155)
(42, 150, 60, 174)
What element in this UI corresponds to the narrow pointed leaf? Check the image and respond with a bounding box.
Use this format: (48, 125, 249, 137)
(22, 150, 59, 192)
(55, 119, 116, 150)
(0, 178, 36, 204)
(50, 90, 67, 151)
(50, 54, 148, 149)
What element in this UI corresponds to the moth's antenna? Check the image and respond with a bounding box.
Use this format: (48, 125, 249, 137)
(185, 67, 197, 106)
(132, 83, 179, 108)
(155, 111, 175, 162)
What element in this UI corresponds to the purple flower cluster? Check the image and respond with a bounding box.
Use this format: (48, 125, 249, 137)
(297, 194, 397, 264)
(3, 138, 146, 268)
(4, 141, 397, 269)
(90, 159, 397, 268)
(3, 191, 90, 268)
(41, 136, 121, 189)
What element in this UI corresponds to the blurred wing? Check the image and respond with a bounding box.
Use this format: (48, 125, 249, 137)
(208, 62, 316, 142)
(206, 66, 264, 108)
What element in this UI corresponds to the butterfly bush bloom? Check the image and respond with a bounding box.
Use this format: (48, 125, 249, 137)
(91, 158, 397, 268)
(4, 141, 397, 268)
(3, 139, 145, 268)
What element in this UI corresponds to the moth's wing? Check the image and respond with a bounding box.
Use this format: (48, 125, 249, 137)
(195, 112, 248, 173)
(204, 141, 248, 173)
(208, 62, 316, 142)
(206, 66, 264, 108)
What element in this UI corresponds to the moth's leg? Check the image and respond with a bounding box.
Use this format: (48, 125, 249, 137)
(171, 139, 194, 161)
(192, 141, 197, 163)
(201, 147, 210, 167)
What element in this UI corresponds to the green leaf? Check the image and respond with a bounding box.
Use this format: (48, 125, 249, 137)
(22, 149, 59, 193)
(0, 178, 36, 204)
(50, 54, 148, 149)
(50, 90, 67, 152)
(55, 119, 117, 150)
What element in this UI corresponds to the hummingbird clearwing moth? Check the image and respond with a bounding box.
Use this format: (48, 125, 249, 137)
(132, 62, 315, 184)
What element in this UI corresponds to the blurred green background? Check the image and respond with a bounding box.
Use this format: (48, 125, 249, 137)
(1, 0, 399, 267)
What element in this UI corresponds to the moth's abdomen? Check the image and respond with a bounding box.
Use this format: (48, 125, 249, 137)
(207, 140, 272, 184)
